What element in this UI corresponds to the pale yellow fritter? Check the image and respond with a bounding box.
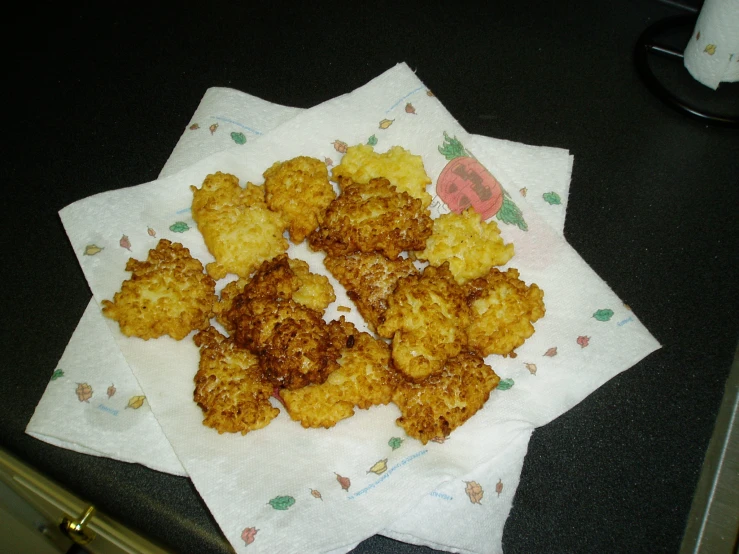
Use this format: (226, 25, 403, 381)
(414, 208, 515, 284)
(281, 319, 400, 429)
(376, 263, 470, 382)
(465, 267, 546, 357)
(263, 156, 336, 243)
(190, 172, 289, 280)
(101, 239, 216, 341)
(331, 144, 433, 208)
(287, 257, 337, 312)
(392, 352, 501, 444)
(323, 252, 418, 333)
(307, 177, 433, 259)
(193, 326, 279, 435)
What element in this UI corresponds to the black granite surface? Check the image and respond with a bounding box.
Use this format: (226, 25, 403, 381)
(4, 1, 738, 553)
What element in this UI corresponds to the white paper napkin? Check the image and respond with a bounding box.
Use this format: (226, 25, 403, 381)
(683, 0, 739, 89)
(33, 63, 659, 553)
(27, 82, 573, 553)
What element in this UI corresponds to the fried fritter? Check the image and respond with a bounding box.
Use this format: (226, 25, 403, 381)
(193, 326, 279, 435)
(465, 267, 546, 357)
(190, 172, 288, 280)
(101, 239, 216, 341)
(307, 177, 433, 259)
(226, 295, 345, 390)
(331, 144, 433, 208)
(392, 352, 500, 444)
(376, 263, 470, 382)
(323, 252, 418, 333)
(414, 208, 515, 284)
(280, 319, 400, 429)
(288, 257, 337, 311)
(263, 156, 337, 243)
(213, 254, 335, 334)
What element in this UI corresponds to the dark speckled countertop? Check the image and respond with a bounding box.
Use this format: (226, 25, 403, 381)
(4, 1, 738, 553)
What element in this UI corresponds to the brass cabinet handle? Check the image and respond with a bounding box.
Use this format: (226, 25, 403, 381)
(60, 505, 96, 546)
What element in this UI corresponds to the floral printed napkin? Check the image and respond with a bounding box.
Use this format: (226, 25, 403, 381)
(35, 63, 659, 553)
(683, 0, 739, 89)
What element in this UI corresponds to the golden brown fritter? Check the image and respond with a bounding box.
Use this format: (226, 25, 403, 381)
(331, 144, 433, 208)
(226, 295, 345, 390)
(263, 156, 337, 243)
(392, 352, 500, 444)
(376, 263, 471, 382)
(213, 254, 335, 334)
(213, 254, 336, 333)
(280, 319, 400, 429)
(101, 239, 216, 341)
(307, 177, 433, 259)
(323, 252, 418, 333)
(413, 208, 515, 284)
(190, 172, 288, 280)
(193, 326, 279, 435)
(465, 267, 546, 357)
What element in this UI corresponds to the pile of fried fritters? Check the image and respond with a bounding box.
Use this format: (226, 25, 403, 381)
(102, 146, 545, 444)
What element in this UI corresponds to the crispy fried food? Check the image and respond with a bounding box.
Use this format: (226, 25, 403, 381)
(376, 263, 470, 382)
(465, 267, 545, 357)
(331, 144, 433, 208)
(392, 352, 500, 444)
(193, 326, 279, 435)
(287, 257, 337, 312)
(213, 254, 335, 334)
(101, 239, 216, 341)
(226, 288, 345, 390)
(307, 177, 433, 259)
(190, 172, 288, 280)
(414, 208, 515, 284)
(263, 156, 336, 243)
(280, 318, 400, 428)
(323, 252, 418, 333)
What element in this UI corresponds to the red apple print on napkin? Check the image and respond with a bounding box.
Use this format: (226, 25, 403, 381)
(577, 336, 590, 348)
(437, 132, 529, 229)
(544, 347, 558, 357)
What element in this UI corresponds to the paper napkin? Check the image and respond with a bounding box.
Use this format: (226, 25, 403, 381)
(33, 64, 659, 553)
(27, 82, 574, 553)
(683, 0, 739, 89)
